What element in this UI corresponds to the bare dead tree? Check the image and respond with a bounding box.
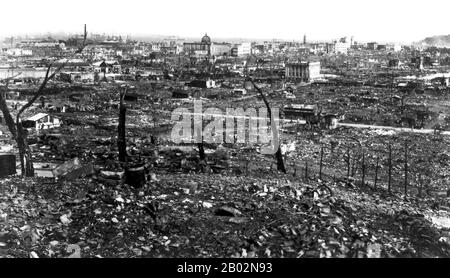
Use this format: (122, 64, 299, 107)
(249, 79, 286, 173)
(0, 25, 88, 176)
(374, 156, 380, 190)
(243, 55, 286, 174)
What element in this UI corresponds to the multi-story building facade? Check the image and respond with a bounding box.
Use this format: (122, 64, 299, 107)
(285, 61, 321, 82)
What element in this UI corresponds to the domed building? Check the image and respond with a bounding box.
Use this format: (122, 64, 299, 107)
(183, 33, 232, 57)
(183, 33, 212, 56)
(201, 33, 211, 45)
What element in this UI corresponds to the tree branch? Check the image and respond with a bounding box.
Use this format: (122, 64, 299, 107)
(15, 25, 88, 123)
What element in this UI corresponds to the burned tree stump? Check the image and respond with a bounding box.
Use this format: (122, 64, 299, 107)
(0, 154, 16, 177)
(198, 142, 206, 161)
(125, 165, 146, 188)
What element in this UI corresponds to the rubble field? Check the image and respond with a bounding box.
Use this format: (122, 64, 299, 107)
(1, 78, 450, 258)
(1, 168, 449, 258)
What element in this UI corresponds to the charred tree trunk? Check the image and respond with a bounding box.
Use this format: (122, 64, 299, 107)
(319, 145, 324, 180)
(198, 142, 206, 161)
(250, 80, 286, 174)
(388, 143, 392, 194)
(404, 141, 408, 196)
(195, 124, 206, 172)
(346, 148, 351, 179)
(1, 92, 34, 176)
(374, 156, 379, 190)
(275, 148, 286, 173)
(0, 92, 17, 138)
(16, 122, 34, 177)
(118, 91, 127, 163)
(0, 25, 88, 177)
(361, 149, 366, 186)
(351, 153, 357, 177)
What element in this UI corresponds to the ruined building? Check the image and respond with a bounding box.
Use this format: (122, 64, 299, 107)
(285, 61, 321, 83)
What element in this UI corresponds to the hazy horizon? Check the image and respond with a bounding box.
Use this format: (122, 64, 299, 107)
(1, 0, 449, 44)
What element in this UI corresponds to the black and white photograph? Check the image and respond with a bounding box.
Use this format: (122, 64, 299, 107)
(0, 0, 450, 263)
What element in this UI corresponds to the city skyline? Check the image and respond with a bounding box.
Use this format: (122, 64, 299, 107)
(1, 0, 449, 44)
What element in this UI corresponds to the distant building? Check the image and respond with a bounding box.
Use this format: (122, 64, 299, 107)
(172, 90, 190, 99)
(252, 44, 265, 54)
(93, 61, 121, 74)
(183, 33, 212, 56)
(335, 37, 351, 54)
(388, 44, 402, 52)
(367, 42, 378, 51)
(231, 43, 251, 57)
(0, 67, 54, 81)
(388, 59, 400, 68)
(335, 42, 349, 54)
(5, 48, 32, 56)
(411, 56, 424, 70)
(283, 104, 318, 120)
(325, 42, 335, 54)
(285, 61, 321, 82)
(60, 72, 95, 83)
(150, 44, 161, 52)
(23, 113, 61, 131)
(322, 114, 338, 129)
(160, 45, 183, 55)
(233, 88, 247, 95)
(297, 47, 310, 56)
(308, 43, 321, 54)
(377, 44, 387, 51)
(210, 43, 232, 56)
(188, 79, 216, 89)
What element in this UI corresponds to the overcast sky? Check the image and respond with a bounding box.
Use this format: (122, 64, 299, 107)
(1, 0, 448, 43)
